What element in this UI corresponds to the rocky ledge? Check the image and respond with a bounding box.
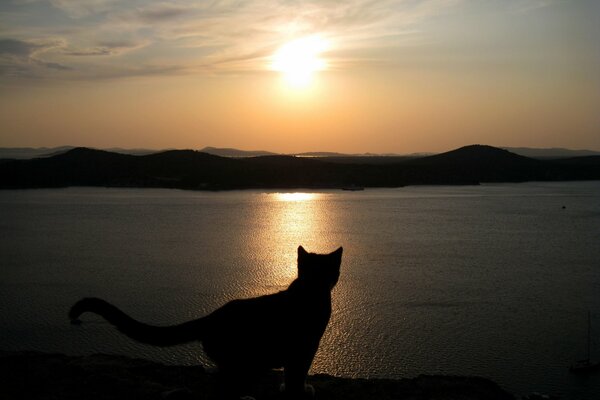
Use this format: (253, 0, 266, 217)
(0, 351, 514, 400)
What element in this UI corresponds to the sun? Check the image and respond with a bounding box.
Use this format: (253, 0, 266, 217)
(271, 35, 329, 88)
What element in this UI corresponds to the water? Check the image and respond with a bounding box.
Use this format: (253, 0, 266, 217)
(1, 182, 599, 398)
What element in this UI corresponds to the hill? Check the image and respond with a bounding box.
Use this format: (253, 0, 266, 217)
(397, 145, 546, 184)
(1, 145, 599, 190)
(503, 147, 600, 159)
(0, 146, 161, 160)
(0, 146, 75, 160)
(199, 146, 276, 158)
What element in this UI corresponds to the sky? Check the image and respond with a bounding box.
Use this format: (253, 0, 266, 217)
(0, 0, 599, 154)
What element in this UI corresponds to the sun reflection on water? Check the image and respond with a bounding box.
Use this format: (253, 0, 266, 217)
(251, 192, 324, 284)
(275, 192, 318, 202)
(265, 191, 346, 375)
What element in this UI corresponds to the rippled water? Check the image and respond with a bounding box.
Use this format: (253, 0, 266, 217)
(1, 182, 599, 398)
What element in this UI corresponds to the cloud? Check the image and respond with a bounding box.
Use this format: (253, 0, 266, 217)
(36, 60, 71, 70)
(136, 5, 189, 23)
(63, 48, 114, 56)
(63, 39, 145, 57)
(0, 38, 70, 77)
(0, 38, 43, 57)
(508, 0, 558, 14)
(49, 0, 120, 18)
(2, 0, 466, 81)
(176, 0, 463, 72)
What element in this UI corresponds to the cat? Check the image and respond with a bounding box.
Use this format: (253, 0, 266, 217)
(69, 245, 343, 399)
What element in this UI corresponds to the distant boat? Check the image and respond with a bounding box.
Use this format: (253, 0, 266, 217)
(570, 311, 600, 373)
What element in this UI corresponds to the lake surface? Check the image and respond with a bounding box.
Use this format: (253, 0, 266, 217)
(1, 182, 599, 398)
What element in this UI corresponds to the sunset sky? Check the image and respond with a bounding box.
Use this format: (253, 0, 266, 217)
(1, 0, 598, 154)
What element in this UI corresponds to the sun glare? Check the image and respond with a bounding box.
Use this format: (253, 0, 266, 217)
(275, 192, 317, 202)
(271, 35, 329, 88)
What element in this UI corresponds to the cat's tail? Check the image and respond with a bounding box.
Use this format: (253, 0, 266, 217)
(69, 297, 204, 347)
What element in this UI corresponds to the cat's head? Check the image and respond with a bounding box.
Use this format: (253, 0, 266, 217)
(297, 245, 343, 290)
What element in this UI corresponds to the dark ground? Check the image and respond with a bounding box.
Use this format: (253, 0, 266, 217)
(0, 351, 515, 400)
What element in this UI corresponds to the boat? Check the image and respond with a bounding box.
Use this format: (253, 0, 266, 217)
(569, 311, 600, 373)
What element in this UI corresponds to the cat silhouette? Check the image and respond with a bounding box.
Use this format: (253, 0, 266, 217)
(69, 245, 343, 399)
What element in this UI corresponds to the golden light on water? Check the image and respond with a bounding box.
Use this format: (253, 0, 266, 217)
(275, 192, 318, 202)
(257, 192, 322, 282)
(271, 35, 329, 89)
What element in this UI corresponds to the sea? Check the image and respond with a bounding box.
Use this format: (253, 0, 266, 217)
(1, 182, 599, 398)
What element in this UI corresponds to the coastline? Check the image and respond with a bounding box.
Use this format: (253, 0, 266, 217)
(2, 145, 599, 190)
(1, 351, 514, 400)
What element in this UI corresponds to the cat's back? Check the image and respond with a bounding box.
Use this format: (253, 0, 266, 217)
(202, 285, 331, 342)
(200, 290, 296, 368)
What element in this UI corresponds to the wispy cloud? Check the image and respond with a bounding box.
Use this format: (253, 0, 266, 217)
(48, 0, 121, 18)
(0, 38, 42, 57)
(2, 0, 465, 80)
(508, 0, 558, 14)
(63, 39, 145, 57)
(0, 38, 70, 77)
(135, 4, 189, 23)
(63, 48, 115, 57)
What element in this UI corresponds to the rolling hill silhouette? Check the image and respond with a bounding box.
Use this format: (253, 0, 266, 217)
(397, 145, 546, 184)
(1, 145, 598, 190)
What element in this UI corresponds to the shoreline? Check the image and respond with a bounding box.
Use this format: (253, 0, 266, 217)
(2, 145, 600, 190)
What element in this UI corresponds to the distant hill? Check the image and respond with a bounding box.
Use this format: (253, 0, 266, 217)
(295, 151, 352, 157)
(105, 148, 161, 156)
(0, 146, 75, 160)
(3, 145, 599, 160)
(1, 145, 599, 190)
(399, 145, 546, 184)
(312, 155, 419, 165)
(0, 146, 159, 160)
(503, 147, 600, 159)
(200, 148, 430, 164)
(200, 146, 276, 158)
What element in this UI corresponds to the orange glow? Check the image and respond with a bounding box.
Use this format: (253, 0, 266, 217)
(2, 3, 599, 153)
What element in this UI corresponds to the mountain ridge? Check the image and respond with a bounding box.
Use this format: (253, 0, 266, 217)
(2, 145, 599, 161)
(1, 145, 599, 190)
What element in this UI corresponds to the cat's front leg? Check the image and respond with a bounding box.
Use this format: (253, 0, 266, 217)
(280, 383, 315, 399)
(282, 355, 315, 399)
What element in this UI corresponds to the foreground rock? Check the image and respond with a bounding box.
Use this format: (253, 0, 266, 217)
(0, 351, 514, 400)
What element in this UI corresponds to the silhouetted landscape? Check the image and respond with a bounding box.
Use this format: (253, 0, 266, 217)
(1, 145, 599, 190)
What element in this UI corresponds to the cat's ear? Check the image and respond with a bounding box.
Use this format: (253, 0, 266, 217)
(298, 245, 308, 257)
(331, 247, 343, 262)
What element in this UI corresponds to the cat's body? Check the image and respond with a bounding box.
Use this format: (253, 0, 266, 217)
(69, 246, 343, 398)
